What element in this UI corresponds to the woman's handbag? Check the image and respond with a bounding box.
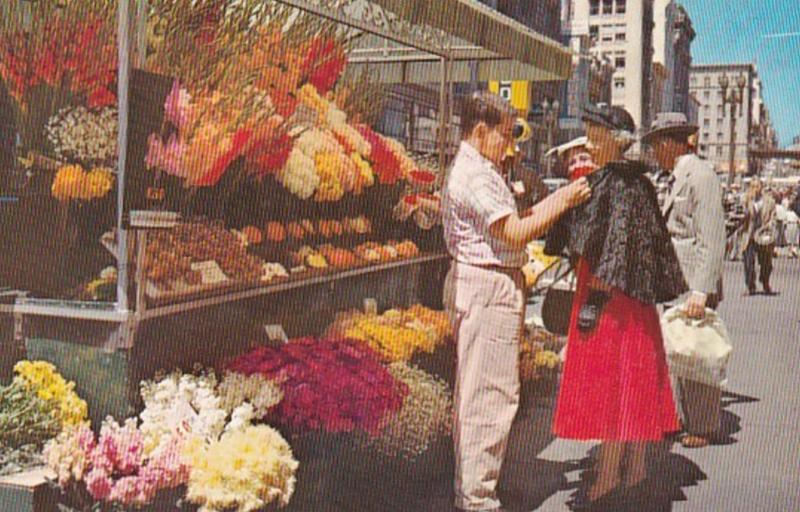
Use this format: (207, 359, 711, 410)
(538, 260, 577, 336)
(660, 306, 733, 388)
(754, 225, 775, 247)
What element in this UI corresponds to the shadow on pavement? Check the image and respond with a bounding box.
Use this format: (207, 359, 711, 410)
(715, 390, 759, 445)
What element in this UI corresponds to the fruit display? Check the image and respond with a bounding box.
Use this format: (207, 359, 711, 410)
(145, 222, 265, 290)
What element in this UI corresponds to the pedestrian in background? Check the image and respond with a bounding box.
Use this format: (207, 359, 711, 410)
(441, 91, 590, 512)
(739, 180, 777, 295)
(784, 193, 800, 258)
(644, 112, 727, 449)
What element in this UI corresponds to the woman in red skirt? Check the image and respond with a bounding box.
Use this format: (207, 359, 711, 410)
(552, 106, 681, 509)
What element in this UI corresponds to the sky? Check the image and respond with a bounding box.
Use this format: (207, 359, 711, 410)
(681, 0, 800, 148)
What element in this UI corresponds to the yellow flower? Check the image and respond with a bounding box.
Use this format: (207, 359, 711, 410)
(297, 83, 330, 120)
(13, 360, 89, 427)
(351, 152, 374, 193)
(314, 152, 345, 202)
(51, 164, 87, 201)
(85, 167, 114, 199)
(184, 426, 298, 511)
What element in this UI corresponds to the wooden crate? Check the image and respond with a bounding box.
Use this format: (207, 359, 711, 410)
(0, 467, 56, 512)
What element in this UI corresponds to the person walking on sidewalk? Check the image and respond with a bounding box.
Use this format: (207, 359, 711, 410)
(739, 180, 777, 294)
(441, 92, 591, 512)
(547, 105, 686, 510)
(644, 112, 727, 449)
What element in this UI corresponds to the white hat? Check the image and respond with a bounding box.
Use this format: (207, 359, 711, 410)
(545, 136, 589, 159)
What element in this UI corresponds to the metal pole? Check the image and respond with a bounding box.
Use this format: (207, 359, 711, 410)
(116, 0, 135, 313)
(728, 100, 737, 188)
(546, 111, 554, 179)
(438, 57, 447, 175)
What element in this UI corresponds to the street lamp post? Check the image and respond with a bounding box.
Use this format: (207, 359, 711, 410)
(719, 73, 747, 187)
(542, 98, 560, 178)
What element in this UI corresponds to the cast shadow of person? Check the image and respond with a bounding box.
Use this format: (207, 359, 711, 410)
(496, 389, 581, 511)
(552, 389, 760, 512)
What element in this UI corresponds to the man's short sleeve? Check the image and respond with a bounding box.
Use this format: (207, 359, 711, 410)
(464, 175, 515, 228)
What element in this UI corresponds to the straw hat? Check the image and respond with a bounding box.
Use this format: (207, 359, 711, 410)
(642, 112, 698, 144)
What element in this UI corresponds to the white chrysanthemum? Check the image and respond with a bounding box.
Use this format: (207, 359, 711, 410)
(46, 106, 118, 165)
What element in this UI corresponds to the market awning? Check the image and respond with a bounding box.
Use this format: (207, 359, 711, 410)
(274, 0, 573, 82)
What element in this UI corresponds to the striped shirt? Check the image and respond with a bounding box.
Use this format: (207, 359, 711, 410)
(442, 142, 527, 268)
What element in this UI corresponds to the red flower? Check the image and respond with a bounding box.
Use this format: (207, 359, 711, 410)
(246, 134, 293, 178)
(410, 169, 437, 186)
(302, 38, 346, 94)
(88, 87, 117, 109)
(195, 128, 252, 187)
(356, 125, 404, 185)
(226, 337, 407, 435)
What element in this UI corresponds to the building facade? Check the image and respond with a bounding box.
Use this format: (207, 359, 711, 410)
(689, 63, 758, 176)
(671, 5, 695, 116)
(483, 0, 565, 167)
(559, 8, 615, 141)
(565, 0, 655, 134)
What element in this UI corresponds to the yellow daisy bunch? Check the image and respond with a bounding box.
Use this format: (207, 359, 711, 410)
(313, 151, 345, 202)
(350, 152, 375, 193)
(13, 360, 88, 426)
(297, 83, 330, 120)
(344, 317, 431, 362)
(534, 350, 561, 370)
(183, 425, 299, 512)
(52, 165, 114, 201)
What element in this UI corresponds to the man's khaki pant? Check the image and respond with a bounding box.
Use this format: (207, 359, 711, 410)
(444, 262, 525, 511)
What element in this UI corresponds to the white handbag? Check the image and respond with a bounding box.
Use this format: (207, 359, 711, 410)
(660, 306, 733, 388)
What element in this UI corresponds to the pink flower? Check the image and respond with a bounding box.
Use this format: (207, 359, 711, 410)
(164, 79, 192, 130)
(145, 133, 186, 177)
(86, 469, 113, 501)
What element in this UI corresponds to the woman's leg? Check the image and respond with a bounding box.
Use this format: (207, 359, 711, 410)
(757, 244, 774, 292)
(589, 441, 624, 500)
(623, 442, 648, 488)
(742, 243, 756, 293)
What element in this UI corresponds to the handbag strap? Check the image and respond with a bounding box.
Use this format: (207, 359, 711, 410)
(532, 259, 576, 296)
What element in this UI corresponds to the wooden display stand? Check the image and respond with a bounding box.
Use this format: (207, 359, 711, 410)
(0, 468, 56, 512)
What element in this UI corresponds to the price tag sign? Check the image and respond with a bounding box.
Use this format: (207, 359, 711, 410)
(264, 324, 289, 344)
(191, 261, 228, 285)
(363, 298, 378, 315)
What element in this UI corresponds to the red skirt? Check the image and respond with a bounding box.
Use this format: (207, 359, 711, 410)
(553, 259, 679, 441)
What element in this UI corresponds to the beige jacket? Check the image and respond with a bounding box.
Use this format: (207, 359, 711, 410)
(662, 154, 726, 298)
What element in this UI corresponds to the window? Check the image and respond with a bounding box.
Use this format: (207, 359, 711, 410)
(717, 105, 724, 116)
(716, 146, 724, 157)
(615, 32, 626, 41)
(615, 57, 626, 69)
(700, 144, 707, 152)
(703, 90, 710, 99)
(717, 117, 724, 126)
(704, 105, 711, 114)
(717, 132, 724, 141)
(691, 76, 698, 85)
(703, 132, 710, 141)
(602, 34, 613, 42)
(590, 0, 600, 15)
(614, 78, 625, 89)
(590, 25, 599, 38)
(704, 119, 710, 127)
(616, 0, 626, 14)
(704, 76, 711, 87)
(603, 0, 613, 15)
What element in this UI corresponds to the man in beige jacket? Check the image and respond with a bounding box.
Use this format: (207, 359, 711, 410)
(644, 113, 727, 449)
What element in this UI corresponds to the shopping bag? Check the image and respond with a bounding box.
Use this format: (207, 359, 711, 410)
(660, 306, 733, 388)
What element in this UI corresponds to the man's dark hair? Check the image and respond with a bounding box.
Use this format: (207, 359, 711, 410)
(461, 91, 517, 139)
